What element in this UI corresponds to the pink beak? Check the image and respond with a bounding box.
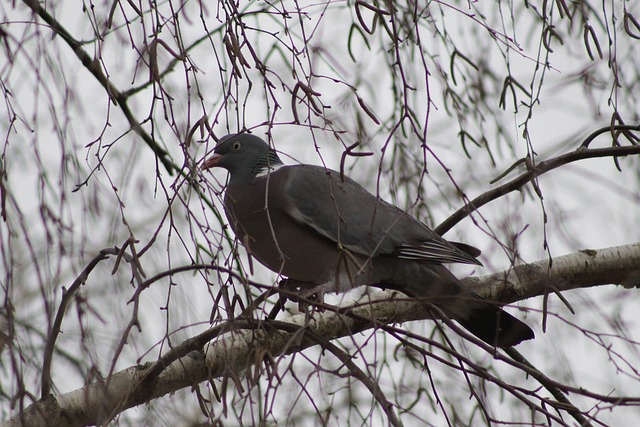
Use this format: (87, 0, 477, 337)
(202, 153, 222, 170)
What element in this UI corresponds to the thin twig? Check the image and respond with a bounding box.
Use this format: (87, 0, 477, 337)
(437, 125, 640, 235)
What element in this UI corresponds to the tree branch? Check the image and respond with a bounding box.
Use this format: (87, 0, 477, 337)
(436, 125, 640, 235)
(5, 243, 640, 426)
(21, 0, 178, 175)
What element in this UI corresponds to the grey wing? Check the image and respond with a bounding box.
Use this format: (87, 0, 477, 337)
(281, 165, 481, 265)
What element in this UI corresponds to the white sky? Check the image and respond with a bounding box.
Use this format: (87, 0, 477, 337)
(2, 1, 640, 425)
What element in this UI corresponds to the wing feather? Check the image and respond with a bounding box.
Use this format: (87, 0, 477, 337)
(280, 165, 480, 265)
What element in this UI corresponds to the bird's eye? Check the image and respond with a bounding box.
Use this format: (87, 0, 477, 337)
(232, 142, 241, 150)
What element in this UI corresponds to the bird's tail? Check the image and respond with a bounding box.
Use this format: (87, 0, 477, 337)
(442, 292, 535, 348)
(397, 264, 534, 348)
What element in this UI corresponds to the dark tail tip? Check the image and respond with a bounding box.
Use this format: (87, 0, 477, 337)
(459, 307, 534, 348)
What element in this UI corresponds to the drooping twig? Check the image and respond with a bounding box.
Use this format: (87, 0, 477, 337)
(436, 125, 640, 235)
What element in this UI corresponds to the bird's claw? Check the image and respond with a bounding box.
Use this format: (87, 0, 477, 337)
(275, 279, 326, 313)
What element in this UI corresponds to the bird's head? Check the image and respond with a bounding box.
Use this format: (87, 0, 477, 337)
(202, 133, 283, 179)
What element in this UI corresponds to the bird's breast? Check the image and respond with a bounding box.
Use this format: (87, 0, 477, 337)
(223, 179, 377, 287)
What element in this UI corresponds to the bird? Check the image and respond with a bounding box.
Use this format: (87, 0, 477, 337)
(203, 133, 534, 348)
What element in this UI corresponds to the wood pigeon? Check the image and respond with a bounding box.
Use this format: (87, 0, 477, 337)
(203, 133, 534, 348)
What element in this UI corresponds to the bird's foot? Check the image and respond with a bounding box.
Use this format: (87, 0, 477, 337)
(298, 284, 327, 312)
(274, 279, 327, 313)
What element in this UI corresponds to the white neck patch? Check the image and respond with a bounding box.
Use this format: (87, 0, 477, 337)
(255, 163, 285, 178)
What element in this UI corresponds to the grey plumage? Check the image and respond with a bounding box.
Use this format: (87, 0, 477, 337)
(203, 133, 534, 348)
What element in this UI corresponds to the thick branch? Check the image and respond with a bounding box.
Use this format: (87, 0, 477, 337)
(466, 243, 640, 302)
(5, 243, 640, 427)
